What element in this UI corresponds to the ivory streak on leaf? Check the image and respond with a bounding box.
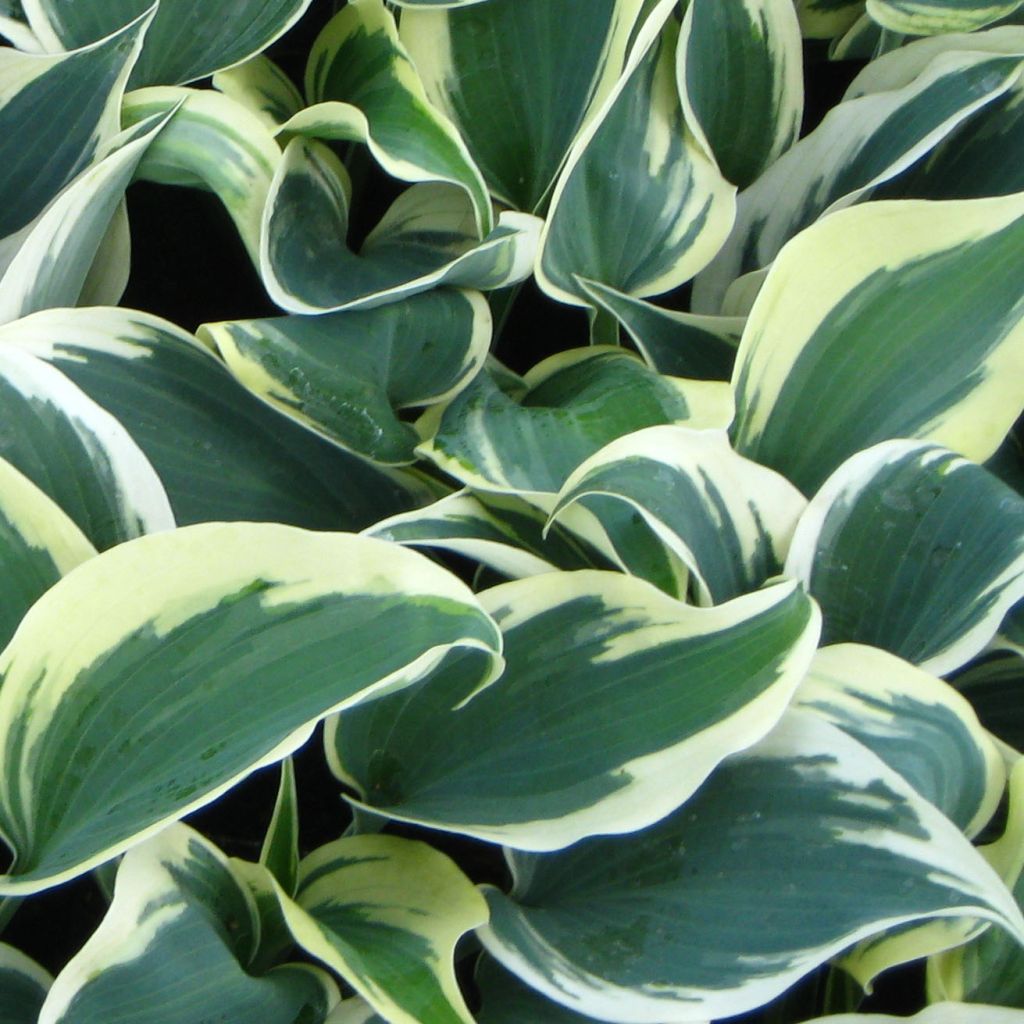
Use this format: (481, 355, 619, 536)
(0, 523, 501, 894)
(330, 574, 819, 851)
(480, 711, 1024, 1023)
(731, 193, 1024, 494)
(537, 2, 735, 308)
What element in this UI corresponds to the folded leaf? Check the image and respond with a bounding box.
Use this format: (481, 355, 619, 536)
(0, 112, 169, 323)
(785, 441, 1024, 676)
(261, 141, 539, 313)
(331, 574, 819, 851)
(551, 426, 806, 604)
(260, 759, 299, 899)
(37, 824, 339, 1024)
(0, 345, 173, 549)
(23, 0, 314, 87)
(0, 523, 501, 894)
(122, 86, 282, 265)
(678, 0, 804, 189)
(480, 710, 1024, 1023)
(201, 288, 491, 465)
(276, 835, 487, 1024)
(299, 0, 491, 236)
(2, 306, 430, 530)
(796, 644, 1005, 835)
(0, 11, 147, 242)
(212, 54, 302, 131)
(731, 193, 1024, 494)
(420, 349, 732, 503)
(537, 1, 735, 308)
(399, 0, 644, 212)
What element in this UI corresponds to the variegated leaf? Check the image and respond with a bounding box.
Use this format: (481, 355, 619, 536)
(122, 86, 282, 266)
(22, 0, 313, 87)
(212, 54, 302, 131)
(480, 711, 1024, 1024)
(275, 835, 487, 1024)
(0, 457, 95, 649)
(730, 194, 1024, 494)
(0, 112, 169, 323)
(551, 426, 806, 604)
(928, 759, 1024, 1007)
(694, 49, 1024, 313)
(796, 644, 1005, 835)
(330, 574, 819, 851)
(0, 524, 501, 894)
(537, 0, 735, 308)
(0, 12, 146, 246)
(1, 306, 431, 530)
(260, 759, 299, 899)
(261, 141, 539, 313)
(399, 0, 644, 212)
(37, 825, 338, 1024)
(298, 0, 491, 236)
(201, 288, 490, 466)
(868, 0, 1024, 34)
(785, 441, 1024, 677)
(0, 945, 51, 1024)
(476, 955, 608, 1024)
(419, 348, 733, 504)
(0, 346, 173, 549)
(678, 0, 804, 189)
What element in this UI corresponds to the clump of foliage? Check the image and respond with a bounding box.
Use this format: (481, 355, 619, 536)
(1, 0, 1024, 1022)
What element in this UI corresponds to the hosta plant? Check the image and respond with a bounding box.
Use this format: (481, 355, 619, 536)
(1, 0, 1024, 1022)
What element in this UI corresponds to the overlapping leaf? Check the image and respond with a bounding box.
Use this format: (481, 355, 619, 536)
(536, 0, 735, 308)
(368, 490, 614, 579)
(201, 289, 490, 465)
(261, 142, 539, 313)
(694, 47, 1024, 313)
(551, 426, 806, 604)
(0, 457, 95, 649)
(274, 835, 487, 1024)
(678, 0, 804, 189)
(0, 524, 501, 894)
(331, 573, 819, 851)
(0, 345, 173, 549)
(0, 945, 50, 1024)
(294, 0, 491, 236)
(0, 12, 146, 247)
(577, 278, 741, 381)
(480, 711, 1024, 1023)
(796, 644, 1005, 835)
(420, 348, 733, 504)
(1, 306, 430, 529)
(37, 825, 339, 1024)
